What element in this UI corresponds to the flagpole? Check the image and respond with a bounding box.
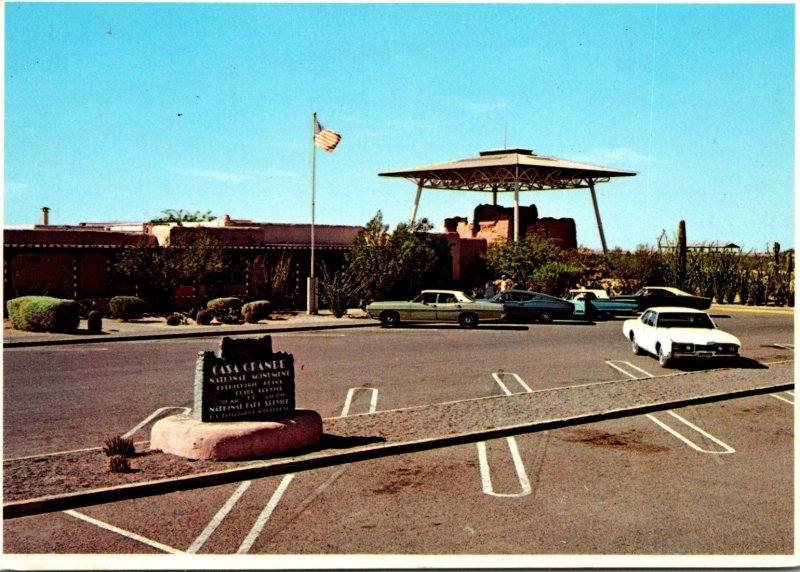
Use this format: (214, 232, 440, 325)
(308, 112, 317, 314)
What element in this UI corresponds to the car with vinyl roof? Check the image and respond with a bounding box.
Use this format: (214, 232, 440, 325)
(366, 289, 506, 328)
(622, 306, 740, 368)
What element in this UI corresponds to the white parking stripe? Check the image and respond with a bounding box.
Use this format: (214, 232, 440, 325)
(605, 360, 654, 379)
(491, 372, 532, 394)
(189, 388, 370, 554)
(187, 481, 251, 554)
(605, 361, 735, 454)
(646, 411, 735, 454)
(340, 387, 378, 417)
(237, 473, 294, 554)
(770, 393, 794, 405)
(477, 372, 533, 497)
(123, 407, 191, 439)
(477, 439, 532, 497)
(64, 510, 184, 554)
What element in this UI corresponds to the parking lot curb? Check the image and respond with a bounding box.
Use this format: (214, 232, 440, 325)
(4, 371, 792, 520)
(3, 321, 378, 348)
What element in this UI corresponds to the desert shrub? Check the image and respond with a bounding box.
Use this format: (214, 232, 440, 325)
(242, 300, 272, 323)
(207, 297, 243, 324)
(108, 296, 147, 321)
(166, 313, 188, 326)
(102, 435, 136, 457)
(6, 296, 80, 333)
(251, 251, 298, 310)
(319, 264, 364, 318)
(195, 309, 212, 325)
(105, 455, 131, 473)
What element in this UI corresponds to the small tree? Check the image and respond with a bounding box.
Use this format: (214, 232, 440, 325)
(607, 246, 671, 293)
(348, 212, 452, 303)
(485, 234, 559, 290)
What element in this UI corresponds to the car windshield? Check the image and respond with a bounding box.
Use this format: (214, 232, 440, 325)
(657, 312, 715, 329)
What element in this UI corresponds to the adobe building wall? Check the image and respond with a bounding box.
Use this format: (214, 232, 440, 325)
(444, 203, 576, 248)
(445, 233, 487, 282)
(526, 217, 577, 249)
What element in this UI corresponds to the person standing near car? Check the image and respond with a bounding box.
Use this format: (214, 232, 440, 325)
(496, 274, 512, 292)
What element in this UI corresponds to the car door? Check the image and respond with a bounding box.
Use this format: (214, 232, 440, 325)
(410, 292, 439, 320)
(434, 292, 461, 322)
(636, 310, 659, 353)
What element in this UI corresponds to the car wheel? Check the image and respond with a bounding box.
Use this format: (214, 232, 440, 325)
(630, 335, 643, 356)
(458, 313, 479, 328)
(539, 311, 553, 323)
(379, 311, 400, 328)
(657, 345, 672, 368)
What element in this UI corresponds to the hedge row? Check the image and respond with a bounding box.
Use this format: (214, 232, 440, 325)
(7, 296, 80, 333)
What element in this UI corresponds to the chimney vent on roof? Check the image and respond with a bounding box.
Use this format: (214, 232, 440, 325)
(42, 207, 50, 226)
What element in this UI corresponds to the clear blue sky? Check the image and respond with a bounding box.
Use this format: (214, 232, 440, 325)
(4, 2, 795, 252)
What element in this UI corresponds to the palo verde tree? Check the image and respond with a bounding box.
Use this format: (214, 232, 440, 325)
(347, 212, 452, 303)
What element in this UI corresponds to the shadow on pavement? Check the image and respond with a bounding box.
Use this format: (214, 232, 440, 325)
(670, 356, 768, 372)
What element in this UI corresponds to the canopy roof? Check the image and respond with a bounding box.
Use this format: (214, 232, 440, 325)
(379, 148, 636, 192)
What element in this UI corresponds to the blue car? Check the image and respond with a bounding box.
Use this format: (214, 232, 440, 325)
(489, 289, 574, 323)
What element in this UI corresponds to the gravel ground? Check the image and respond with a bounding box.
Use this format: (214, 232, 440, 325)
(4, 360, 792, 513)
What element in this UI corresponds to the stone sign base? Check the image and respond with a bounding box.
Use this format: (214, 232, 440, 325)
(150, 410, 323, 461)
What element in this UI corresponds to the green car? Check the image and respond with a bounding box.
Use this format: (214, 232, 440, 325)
(366, 289, 506, 328)
(564, 289, 639, 319)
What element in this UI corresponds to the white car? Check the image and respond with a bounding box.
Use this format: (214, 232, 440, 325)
(622, 307, 740, 368)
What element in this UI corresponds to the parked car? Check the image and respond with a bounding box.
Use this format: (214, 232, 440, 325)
(622, 307, 740, 368)
(488, 289, 574, 323)
(564, 289, 638, 319)
(613, 286, 712, 312)
(366, 290, 506, 328)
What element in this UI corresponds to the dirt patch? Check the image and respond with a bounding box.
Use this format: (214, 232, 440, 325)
(562, 429, 669, 453)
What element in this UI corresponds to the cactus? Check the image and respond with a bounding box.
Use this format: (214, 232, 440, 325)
(102, 435, 136, 457)
(105, 454, 131, 473)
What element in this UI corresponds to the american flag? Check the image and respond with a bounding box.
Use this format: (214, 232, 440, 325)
(314, 118, 341, 152)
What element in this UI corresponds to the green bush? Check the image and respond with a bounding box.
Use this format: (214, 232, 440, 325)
(242, 300, 272, 323)
(207, 297, 243, 324)
(108, 296, 147, 321)
(6, 296, 80, 333)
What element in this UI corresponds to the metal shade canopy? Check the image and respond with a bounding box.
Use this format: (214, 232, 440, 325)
(379, 148, 637, 255)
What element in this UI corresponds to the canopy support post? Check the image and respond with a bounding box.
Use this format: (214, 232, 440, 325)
(588, 179, 609, 257)
(409, 181, 423, 225)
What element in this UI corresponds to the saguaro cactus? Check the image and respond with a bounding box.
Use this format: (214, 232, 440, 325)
(677, 220, 687, 290)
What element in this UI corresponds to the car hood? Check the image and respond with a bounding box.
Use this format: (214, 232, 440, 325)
(664, 328, 740, 345)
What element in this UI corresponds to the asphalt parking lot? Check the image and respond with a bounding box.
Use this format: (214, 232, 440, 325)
(2, 307, 795, 565)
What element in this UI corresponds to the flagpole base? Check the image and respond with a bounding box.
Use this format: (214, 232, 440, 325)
(307, 277, 318, 315)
